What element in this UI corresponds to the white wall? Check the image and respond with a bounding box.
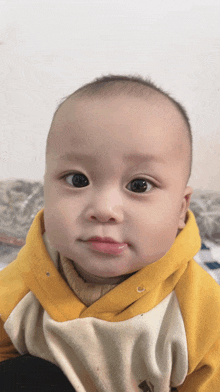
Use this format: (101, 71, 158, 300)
(1, 0, 220, 191)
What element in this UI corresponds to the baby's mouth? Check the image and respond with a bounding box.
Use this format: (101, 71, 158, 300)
(86, 240, 128, 255)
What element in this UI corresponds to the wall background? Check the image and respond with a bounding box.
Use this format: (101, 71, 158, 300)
(1, 0, 220, 191)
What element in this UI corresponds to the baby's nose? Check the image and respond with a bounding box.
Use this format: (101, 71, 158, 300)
(85, 190, 124, 223)
(87, 208, 123, 223)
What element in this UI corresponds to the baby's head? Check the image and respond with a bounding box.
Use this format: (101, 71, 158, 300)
(43, 75, 193, 281)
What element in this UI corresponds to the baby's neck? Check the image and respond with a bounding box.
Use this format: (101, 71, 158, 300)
(73, 262, 134, 285)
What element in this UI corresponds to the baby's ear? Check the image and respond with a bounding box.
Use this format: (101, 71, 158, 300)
(178, 186, 193, 229)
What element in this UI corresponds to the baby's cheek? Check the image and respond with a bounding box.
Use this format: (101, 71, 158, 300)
(44, 210, 61, 236)
(141, 224, 176, 256)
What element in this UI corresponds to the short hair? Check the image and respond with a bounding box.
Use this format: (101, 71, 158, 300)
(47, 74, 193, 180)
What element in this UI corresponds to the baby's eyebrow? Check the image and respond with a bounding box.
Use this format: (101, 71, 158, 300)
(59, 152, 162, 163)
(124, 153, 162, 163)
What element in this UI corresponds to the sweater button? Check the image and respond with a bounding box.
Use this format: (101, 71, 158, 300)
(137, 286, 145, 293)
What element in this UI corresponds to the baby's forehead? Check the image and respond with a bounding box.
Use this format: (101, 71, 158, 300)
(51, 98, 187, 158)
(46, 90, 191, 183)
(49, 93, 189, 155)
(58, 92, 186, 130)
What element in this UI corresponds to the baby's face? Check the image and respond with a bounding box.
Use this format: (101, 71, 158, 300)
(44, 94, 192, 279)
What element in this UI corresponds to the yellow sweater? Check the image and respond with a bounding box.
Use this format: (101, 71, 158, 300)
(1, 209, 220, 391)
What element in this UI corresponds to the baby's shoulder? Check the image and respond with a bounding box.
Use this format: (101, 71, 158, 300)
(174, 259, 220, 375)
(176, 258, 220, 309)
(0, 259, 29, 322)
(175, 259, 220, 345)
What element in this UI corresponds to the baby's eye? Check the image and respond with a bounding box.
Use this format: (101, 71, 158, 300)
(127, 178, 153, 193)
(65, 173, 89, 187)
(64, 174, 153, 193)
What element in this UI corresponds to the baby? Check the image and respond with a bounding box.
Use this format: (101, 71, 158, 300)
(1, 75, 220, 392)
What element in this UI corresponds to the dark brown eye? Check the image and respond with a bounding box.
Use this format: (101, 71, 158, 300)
(65, 173, 89, 187)
(128, 178, 153, 193)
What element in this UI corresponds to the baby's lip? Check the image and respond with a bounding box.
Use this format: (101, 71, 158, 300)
(87, 236, 124, 244)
